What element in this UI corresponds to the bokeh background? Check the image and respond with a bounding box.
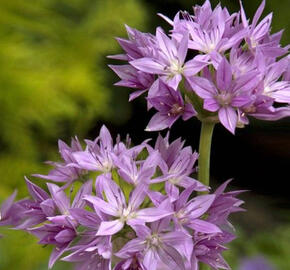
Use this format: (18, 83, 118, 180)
(0, 0, 289, 269)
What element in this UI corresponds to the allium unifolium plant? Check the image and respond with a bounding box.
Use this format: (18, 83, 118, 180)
(0, 1, 289, 270)
(0, 127, 243, 270)
(110, 0, 290, 134)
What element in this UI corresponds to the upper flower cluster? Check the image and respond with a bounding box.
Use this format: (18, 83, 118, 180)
(0, 125, 244, 269)
(110, 0, 290, 133)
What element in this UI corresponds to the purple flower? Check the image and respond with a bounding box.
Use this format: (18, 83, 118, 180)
(27, 180, 92, 268)
(114, 254, 146, 270)
(230, 47, 257, 79)
(146, 80, 196, 131)
(160, 1, 246, 66)
(0, 191, 23, 227)
(84, 175, 172, 236)
(173, 188, 220, 234)
(187, 58, 257, 133)
(130, 27, 206, 89)
(110, 25, 157, 61)
(157, 147, 206, 201)
(33, 137, 85, 188)
(1, 114, 247, 269)
(73, 125, 116, 173)
(30, 216, 77, 268)
(109, 64, 155, 101)
(113, 150, 163, 186)
(62, 236, 112, 270)
(189, 5, 245, 58)
(191, 231, 234, 270)
(207, 179, 245, 227)
(115, 221, 189, 270)
(153, 132, 185, 167)
(258, 57, 290, 103)
(240, 0, 287, 58)
(110, 0, 290, 133)
(14, 178, 55, 229)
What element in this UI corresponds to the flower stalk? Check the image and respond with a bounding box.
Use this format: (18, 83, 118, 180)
(198, 121, 215, 189)
(198, 121, 215, 270)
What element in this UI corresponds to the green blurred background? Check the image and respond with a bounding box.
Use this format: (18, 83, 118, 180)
(0, 0, 289, 269)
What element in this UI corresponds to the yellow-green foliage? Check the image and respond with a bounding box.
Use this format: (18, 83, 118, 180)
(0, 0, 148, 269)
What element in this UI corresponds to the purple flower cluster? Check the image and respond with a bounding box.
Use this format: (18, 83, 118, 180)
(0, 126, 244, 269)
(110, 0, 290, 134)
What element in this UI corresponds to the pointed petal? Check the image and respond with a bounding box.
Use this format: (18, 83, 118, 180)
(252, 0, 266, 29)
(72, 180, 92, 209)
(239, 0, 249, 28)
(48, 245, 67, 269)
(187, 219, 221, 233)
(129, 89, 148, 101)
(128, 183, 147, 210)
(100, 125, 113, 150)
(136, 207, 172, 222)
(69, 208, 101, 228)
(145, 112, 177, 132)
(40, 199, 55, 217)
(176, 184, 198, 210)
(96, 220, 124, 236)
(218, 107, 237, 134)
(47, 183, 70, 215)
(216, 58, 232, 90)
(25, 177, 49, 202)
(131, 224, 151, 239)
(73, 151, 99, 171)
(165, 182, 179, 202)
(184, 58, 209, 77)
(84, 195, 117, 216)
(143, 249, 158, 270)
(162, 231, 189, 245)
(231, 95, 251, 107)
(187, 77, 218, 98)
(103, 178, 126, 210)
(55, 229, 75, 244)
(203, 98, 220, 112)
(0, 190, 17, 219)
(162, 74, 182, 89)
(115, 238, 146, 258)
(177, 33, 189, 65)
(130, 58, 165, 74)
(158, 244, 185, 270)
(187, 194, 215, 219)
(156, 27, 177, 59)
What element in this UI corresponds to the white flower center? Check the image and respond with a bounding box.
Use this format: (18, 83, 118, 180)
(147, 234, 162, 248)
(168, 59, 183, 75)
(216, 91, 232, 107)
(169, 177, 180, 185)
(119, 207, 136, 222)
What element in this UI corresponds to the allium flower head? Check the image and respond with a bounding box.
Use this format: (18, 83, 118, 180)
(0, 126, 244, 269)
(110, 0, 290, 134)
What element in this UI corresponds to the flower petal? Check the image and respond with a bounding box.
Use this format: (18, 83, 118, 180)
(187, 76, 218, 98)
(216, 58, 232, 90)
(187, 219, 221, 233)
(130, 58, 165, 74)
(84, 195, 117, 216)
(96, 220, 124, 236)
(218, 107, 237, 134)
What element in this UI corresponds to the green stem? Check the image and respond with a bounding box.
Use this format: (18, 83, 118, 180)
(198, 121, 215, 270)
(198, 121, 215, 189)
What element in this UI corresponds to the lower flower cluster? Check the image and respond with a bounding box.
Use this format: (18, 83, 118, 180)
(0, 126, 244, 270)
